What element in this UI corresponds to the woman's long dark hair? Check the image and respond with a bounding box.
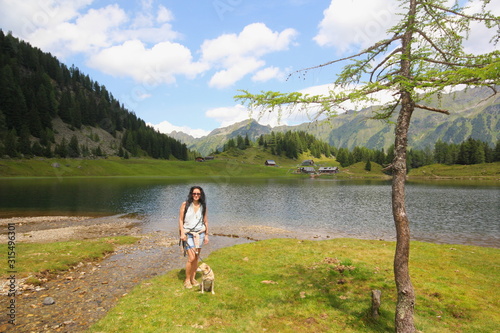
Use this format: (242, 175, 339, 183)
(185, 186, 207, 219)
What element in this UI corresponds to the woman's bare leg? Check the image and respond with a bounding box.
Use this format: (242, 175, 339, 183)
(185, 249, 197, 286)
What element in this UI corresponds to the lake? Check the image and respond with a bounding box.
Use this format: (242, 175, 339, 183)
(0, 177, 498, 247)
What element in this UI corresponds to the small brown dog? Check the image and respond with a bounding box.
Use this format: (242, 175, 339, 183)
(197, 263, 215, 294)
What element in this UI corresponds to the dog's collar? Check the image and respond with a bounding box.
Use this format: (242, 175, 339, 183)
(203, 268, 212, 276)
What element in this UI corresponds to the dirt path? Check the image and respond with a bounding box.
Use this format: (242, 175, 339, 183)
(1, 217, 309, 332)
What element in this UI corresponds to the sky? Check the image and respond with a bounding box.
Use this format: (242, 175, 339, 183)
(1, 0, 498, 138)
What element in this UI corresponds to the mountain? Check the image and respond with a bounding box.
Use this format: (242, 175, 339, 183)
(175, 87, 499, 156)
(170, 119, 272, 156)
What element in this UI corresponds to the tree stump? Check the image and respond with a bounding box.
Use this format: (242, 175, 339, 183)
(371, 289, 382, 318)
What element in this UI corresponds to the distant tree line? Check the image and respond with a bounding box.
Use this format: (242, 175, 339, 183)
(222, 134, 251, 152)
(259, 131, 333, 159)
(219, 130, 499, 170)
(221, 131, 333, 159)
(332, 138, 499, 170)
(0, 30, 189, 160)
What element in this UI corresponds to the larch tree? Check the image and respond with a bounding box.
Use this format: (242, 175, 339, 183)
(235, 0, 499, 332)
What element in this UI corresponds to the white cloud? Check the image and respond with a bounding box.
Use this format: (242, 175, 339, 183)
(205, 105, 251, 127)
(252, 66, 286, 82)
(208, 57, 265, 89)
(87, 40, 208, 85)
(205, 104, 288, 128)
(150, 121, 210, 138)
(0, 0, 93, 43)
(157, 5, 174, 23)
(206, 103, 318, 129)
(1, 0, 181, 59)
(315, 0, 499, 56)
(32, 4, 128, 56)
(1, 2, 298, 90)
(201, 23, 298, 88)
(314, 0, 399, 54)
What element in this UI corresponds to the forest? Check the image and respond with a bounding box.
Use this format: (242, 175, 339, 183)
(221, 132, 500, 170)
(0, 30, 190, 160)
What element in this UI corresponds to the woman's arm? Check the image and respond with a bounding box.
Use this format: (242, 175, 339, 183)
(204, 206, 209, 244)
(179, 202, 187, 240)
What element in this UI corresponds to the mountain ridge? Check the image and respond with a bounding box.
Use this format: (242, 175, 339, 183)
(169, 87, 499, 156)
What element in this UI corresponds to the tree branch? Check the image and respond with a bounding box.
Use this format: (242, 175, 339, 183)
(414, 104, 450, 115)
(382, 163, 394, 172)
(370, 47, 403, 82)
(413, 56, 483, 68)
(414, 28, 451, 62)
(426, 3, 499, 21)
(291, 35, 403, 76)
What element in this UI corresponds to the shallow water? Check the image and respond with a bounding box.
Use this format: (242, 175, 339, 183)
(0, 177, 498, 247)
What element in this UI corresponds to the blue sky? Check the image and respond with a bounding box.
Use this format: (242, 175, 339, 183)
(1, 0, 498, 137)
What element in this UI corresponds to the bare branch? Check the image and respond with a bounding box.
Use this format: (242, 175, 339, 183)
(291, 35, 403, 76)
(413, 56, 483, 68)
(414, 104, 450, 115)
(382, 163, 394, 172)
(414, 28, 451, 61)
(487, 85, 498, 96)
(421, 3, 463, 41)
(376, 69, 401, 83)
(370, 47, 403, 82)
(474, 85, 499, 105)
(371, 96, 401, 120)
(426, 3, 499, 21)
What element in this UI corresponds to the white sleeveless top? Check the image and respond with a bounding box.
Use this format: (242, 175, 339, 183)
(183, 203, 204, 231)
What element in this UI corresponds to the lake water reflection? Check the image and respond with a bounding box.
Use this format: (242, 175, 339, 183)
(0, 178, 498, 247)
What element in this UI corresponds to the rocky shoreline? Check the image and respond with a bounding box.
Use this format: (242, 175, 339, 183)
(0, 216, 311, 332)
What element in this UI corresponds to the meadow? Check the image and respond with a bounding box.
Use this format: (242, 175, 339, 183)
(88, 238, 499, 332)
(0, 154, 498, 181)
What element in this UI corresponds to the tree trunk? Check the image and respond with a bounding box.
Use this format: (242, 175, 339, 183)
(393, 1, 416, 331)
(392, 92, 416, 333)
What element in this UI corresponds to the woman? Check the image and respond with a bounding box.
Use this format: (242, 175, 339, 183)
(178, 186, 209, 288)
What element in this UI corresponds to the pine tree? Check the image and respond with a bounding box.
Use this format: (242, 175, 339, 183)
(31, 141, 43, 156)
(43, 142, 52, 158)
(55, 137, 68, 158)
(18, 126, 31, 156)
(365, 159, 372, 171)
(4, 129, 18, 157)
(495, 140, 500, 162)
(68, 135, 80, 158)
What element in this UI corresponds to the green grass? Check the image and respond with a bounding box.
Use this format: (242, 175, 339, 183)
(89, 238, 499, 333)
(0, 153, 498, 181)
(1, 236, 138, 279)
(335, 161, 389, 179)
(0, 156, 294, 178)
(407, 162, 500, 180)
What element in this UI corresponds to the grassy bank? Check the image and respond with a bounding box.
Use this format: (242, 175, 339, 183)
(407, 162, 500, 180)
(0, 156, 498, 180)
(0, 157, 293, 178)
(1, 236, 138, 283)
(90, 238, 499, 333)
